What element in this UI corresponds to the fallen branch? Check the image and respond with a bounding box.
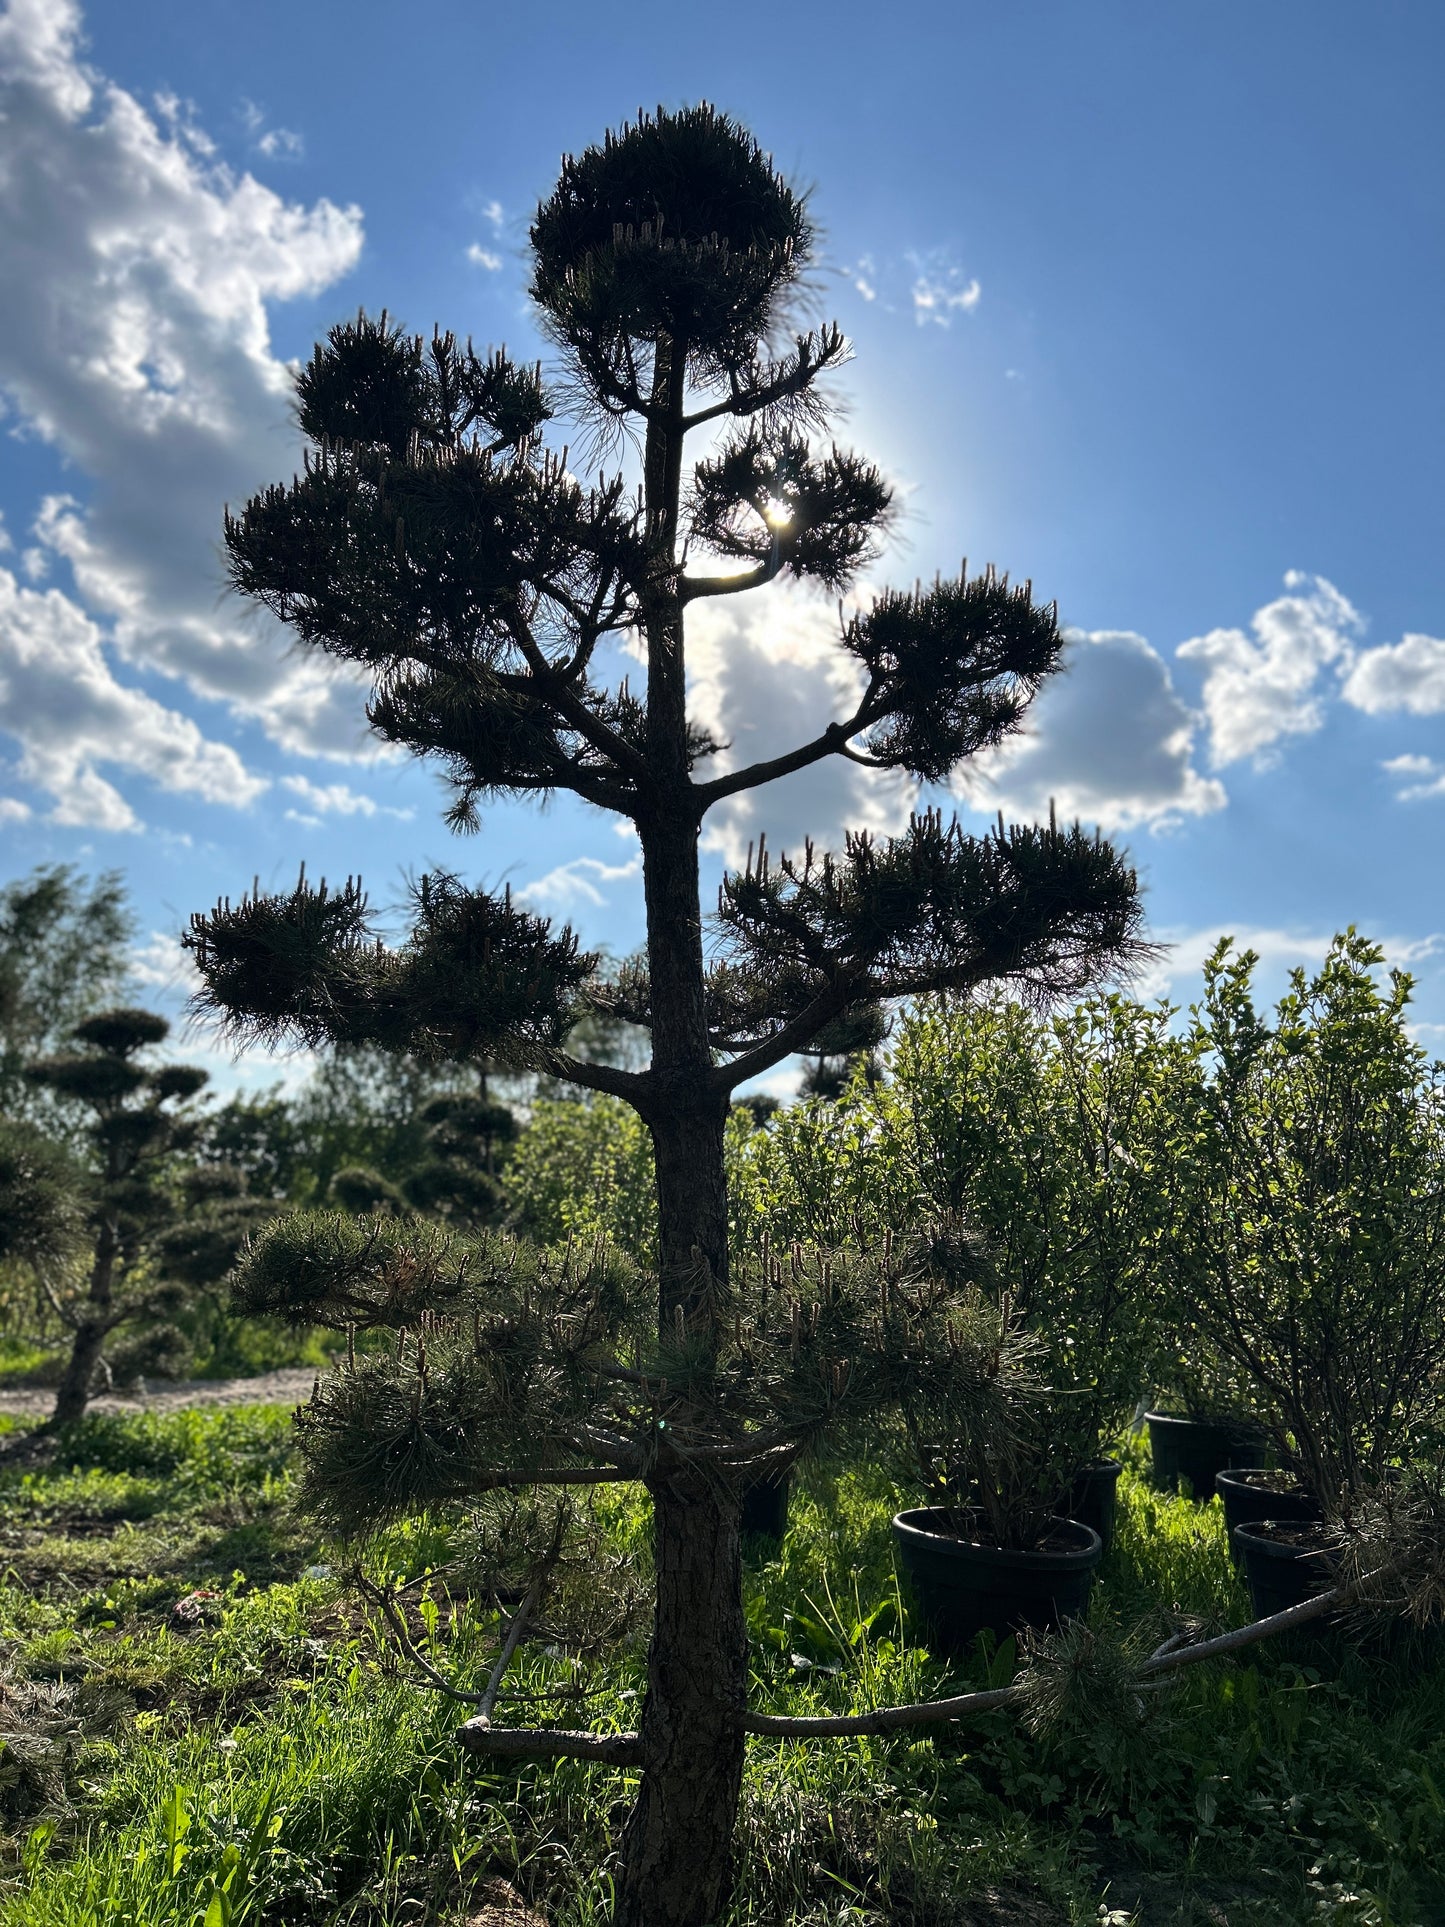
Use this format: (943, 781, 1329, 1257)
(447, 1570, 1375, 1761)
(456, 1721, 643, 1765)
(742, 1577, 1356, 1739)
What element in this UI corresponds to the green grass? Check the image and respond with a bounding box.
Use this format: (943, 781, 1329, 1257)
(3, 1412, 1444, 1925)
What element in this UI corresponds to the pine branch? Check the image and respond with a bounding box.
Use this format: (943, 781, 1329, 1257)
(686, 430, 893, 595)
(709, 811, 1148, 1089)
(694, 701, 879, 807)
(504, 610, 652, 785)
(682, 325, 850, 431)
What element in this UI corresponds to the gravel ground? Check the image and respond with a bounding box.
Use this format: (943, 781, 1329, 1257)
(0, 1366, 322, 1419)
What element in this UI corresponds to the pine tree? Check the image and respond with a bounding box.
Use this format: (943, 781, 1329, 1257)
(796, 1001, 889, 1102)
(25, 1008, 210, 1426)
(188, 106, 1145, 1927)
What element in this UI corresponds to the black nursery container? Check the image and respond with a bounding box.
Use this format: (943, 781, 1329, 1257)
(1215, 1469, 1321, 1563)
(740, 1466, 791, 1541)
(1146, 1411, 1266, 1498)
(1066, 1457, 1123, 1554)
(892, 1508, 1102, 1655)
(1233, 1519, 1339, 1621)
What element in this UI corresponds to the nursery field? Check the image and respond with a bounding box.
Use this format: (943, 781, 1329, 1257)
(3, 1402, 1444, 1927)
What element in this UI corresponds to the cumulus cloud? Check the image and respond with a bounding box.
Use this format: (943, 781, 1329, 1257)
(1341, 633, 1445, 716)
(1176, 572, 1365, 768)
(1382, 753, 1445, 801)
(0, 565, 267, 828)
(968, 628, 1226, 833)
(467, 243, 502, 270)
(681, 595, 1225, 868)
(0, 0, 372, 780)
(131, 926, 203, 998)
(686, 590, 918, 870)
(280, 773, 414, 825)
(517, 854, 642, 911)
(0, 796, 32, 824)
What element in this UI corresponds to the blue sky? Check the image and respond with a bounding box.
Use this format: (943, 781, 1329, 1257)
(1, 0, 1442, 1090)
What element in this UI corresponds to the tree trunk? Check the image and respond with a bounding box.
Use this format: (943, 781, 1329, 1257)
(617, 1473, 748, 1927)
(618, 326, 747, 1926)
(50, 1318, 109, 1429)
(638, 804, 730, 1327)
(49, 1220, 116, 1429)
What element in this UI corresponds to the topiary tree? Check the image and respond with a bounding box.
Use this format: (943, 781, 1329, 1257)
(0, 866, 132, 1132)
(186, 106, 1144, 1927)
(24, 1007, 210, 1426)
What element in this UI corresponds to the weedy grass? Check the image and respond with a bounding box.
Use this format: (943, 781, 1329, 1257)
(2, 1410, 1444, 1925)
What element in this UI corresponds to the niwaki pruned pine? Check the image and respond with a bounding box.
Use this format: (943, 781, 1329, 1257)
(188, 105, 1146, 1927)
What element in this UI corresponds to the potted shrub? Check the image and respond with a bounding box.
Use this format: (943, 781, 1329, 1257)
(890, 1264, 1103, 1653)
(879, 991, 1182, 1549)
(1167, 934, 1445, 1612)
(1144, 1344, 1273, 1500)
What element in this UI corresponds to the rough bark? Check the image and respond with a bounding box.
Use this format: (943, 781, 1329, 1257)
(619, 329, 749, 1915)
(640, 807, 731, 1327)
(616, 1473, 748, 1927)
(49, 1222, 116, 1429)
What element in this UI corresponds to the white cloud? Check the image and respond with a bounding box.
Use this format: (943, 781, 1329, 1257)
(280, 773, 414, 822)
(0, 796, 32, 824)
(466, 243, 502, 271)
(0, 513, 10, 553)
(1341, 633, 1445, 717)
(848, 253, 878, 302)
(1137, 924, 1335, 1003)
(1176, 572, 1364, 768)
(239, 96, 303, 161)
(131, 927, 202, 998)
(687, 589, 918, 869)
(1382, 753, 1445, 801)
(967, 628, 1226, 833)
(481, 198, 504, 230)
(0, 0, 372, 769)
(0, 565, 268, 828)
(257, 126, 303, 160)
(907, 251, 981, 327)
(517, 854, 642, 911)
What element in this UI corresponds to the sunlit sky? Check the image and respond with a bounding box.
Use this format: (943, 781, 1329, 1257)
(1, 0, 1442, 1092)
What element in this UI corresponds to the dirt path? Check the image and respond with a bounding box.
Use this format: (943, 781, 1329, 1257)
(0, 1366, 321, 1420)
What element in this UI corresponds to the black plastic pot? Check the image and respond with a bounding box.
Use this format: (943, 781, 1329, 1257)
(1146, 1411, 1267, 1498)
(1066, 1458, 1123, 1555)
(1233, 1519, 1339, 1621)
(740, 1466, 791, 1541)
(1215, 1468, 1321, 1564)
(892, 1508, 1102, 1655)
